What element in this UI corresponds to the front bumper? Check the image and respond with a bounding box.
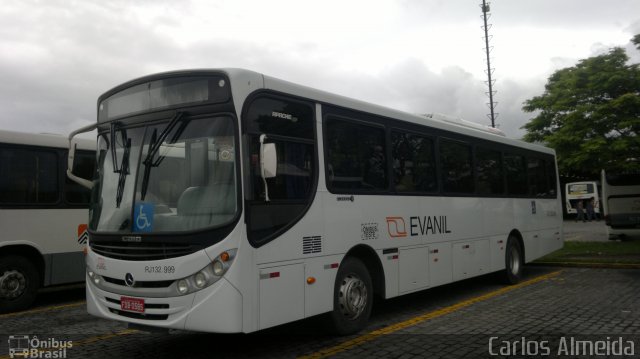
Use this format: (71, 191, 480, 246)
(86, 273, 243, 333)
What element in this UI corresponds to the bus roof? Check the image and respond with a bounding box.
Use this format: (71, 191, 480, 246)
(0, 129, 95, 151)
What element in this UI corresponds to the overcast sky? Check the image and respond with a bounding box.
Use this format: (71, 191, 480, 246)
(1, 0, 639, 138)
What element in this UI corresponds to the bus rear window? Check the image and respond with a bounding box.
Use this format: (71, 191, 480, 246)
(568, 183, 594, 195)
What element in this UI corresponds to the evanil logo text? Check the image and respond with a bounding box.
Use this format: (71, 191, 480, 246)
(386, 216, 452, 238)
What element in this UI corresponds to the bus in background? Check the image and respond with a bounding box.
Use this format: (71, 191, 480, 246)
(68, 69, 562, 334)
(564, 181, 600, 218)
(0, 130, 95, 313)
(601, 169, 640, 240)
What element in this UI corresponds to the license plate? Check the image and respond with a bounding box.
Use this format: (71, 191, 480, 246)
(120, 296, 145, 313)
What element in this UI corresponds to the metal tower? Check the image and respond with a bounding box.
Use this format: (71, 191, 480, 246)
(481, 0, 498, 128)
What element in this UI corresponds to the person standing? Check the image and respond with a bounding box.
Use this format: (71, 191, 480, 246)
(576, 200, 586, 222)
(586, 197, 595, 221)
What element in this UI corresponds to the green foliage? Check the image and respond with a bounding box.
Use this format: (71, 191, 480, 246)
(521, 41, 640, 177)
(537, 240, 640, 265)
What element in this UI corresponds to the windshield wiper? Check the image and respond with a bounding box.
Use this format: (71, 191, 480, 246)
(140, 112, 188, 200)
(115, 138, 131, 208)
(110, 122, 128, 174)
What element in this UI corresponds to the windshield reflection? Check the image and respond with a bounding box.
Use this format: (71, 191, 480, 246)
(90, 116, 237, 234)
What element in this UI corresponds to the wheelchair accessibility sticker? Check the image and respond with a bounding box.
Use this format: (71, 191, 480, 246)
(134, 202, 154, 232)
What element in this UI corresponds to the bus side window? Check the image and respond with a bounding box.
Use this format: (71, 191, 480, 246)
(391, 131, 437, 193)
(527, 158, 546, 197)
(504, 153, 527, 196)
(475, 146, 503, 195)
(545, 159, 557, 197)
(0, 147, 59, 205)
(325, 118, 387, 192)
(440, 139, 474, 194)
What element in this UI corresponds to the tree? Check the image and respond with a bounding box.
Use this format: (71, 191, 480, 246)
(521, 41, 640, 177)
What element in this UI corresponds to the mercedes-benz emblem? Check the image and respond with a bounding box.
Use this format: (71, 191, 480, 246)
(125, 273, 135, 287)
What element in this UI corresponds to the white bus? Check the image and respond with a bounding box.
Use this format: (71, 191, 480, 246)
(601, 169, 640, 240)
(0, 130, 95, 313)
(68, 69, 563, 334)
(564, 181, 600, 217)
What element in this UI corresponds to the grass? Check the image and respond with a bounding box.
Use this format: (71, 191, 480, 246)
(536, 240, 640, 265)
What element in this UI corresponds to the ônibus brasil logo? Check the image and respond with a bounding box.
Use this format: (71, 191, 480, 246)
(8, 335, 72, 358)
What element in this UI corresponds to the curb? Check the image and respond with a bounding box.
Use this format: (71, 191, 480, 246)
(530, 261, 640, 269)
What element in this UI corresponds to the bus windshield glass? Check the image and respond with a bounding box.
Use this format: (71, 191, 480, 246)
(90, 116, 237, 233)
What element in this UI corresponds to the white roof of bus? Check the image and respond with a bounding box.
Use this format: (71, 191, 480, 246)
(0, 129, 95, 151)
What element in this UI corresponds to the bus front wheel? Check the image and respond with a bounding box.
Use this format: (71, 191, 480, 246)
(503, 237, 524, 284)
(328, 257, 373, 335)
(0, 255, 40, 313)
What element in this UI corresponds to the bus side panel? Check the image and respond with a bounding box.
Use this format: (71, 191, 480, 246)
(512, 198, 541, 262)
(536, 198, 563, 257)
(48, 252, 85, 285)
(304, 254, 342, 318)
(398, 245, 429, 293)
(489, 236, 507, 272)
(452, 239, 490, 281)
(428, 242, 452, 287)
(482, 197, 515, 272)
(258, 263, 305, 330)
(253, 194, 326, 329)
(608, 196, 640, 229)
(1, 208, 87, 285)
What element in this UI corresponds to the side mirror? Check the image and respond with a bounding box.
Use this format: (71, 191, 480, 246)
(259, 135, 277, 202)
(68, 123, 98, 189)
(261, 143, 277, 179)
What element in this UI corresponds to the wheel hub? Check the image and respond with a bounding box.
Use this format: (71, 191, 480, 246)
(0, 270, 27, 299)
(509, 246, 521, 275)
(338, 273, 368, 320)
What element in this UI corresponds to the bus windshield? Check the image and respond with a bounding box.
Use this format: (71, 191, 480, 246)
(90, 116, 237, 233)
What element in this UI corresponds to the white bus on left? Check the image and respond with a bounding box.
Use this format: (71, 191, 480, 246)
(0, 130, 95, 313)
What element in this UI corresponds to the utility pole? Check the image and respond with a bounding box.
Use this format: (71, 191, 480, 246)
(481, 0, 498, 128)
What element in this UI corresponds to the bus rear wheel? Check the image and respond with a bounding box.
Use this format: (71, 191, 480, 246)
(503, 237, 523, 284)
(0, 255, 40, 313)
(328, 257, 373, 335)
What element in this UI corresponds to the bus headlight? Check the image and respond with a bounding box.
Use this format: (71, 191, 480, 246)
(177, 280, 189, 294)
(194, 272, 207, 288)
(212, 260, 224, 276)
(87, 267, 102, 285)
(172, 249, 237, 296)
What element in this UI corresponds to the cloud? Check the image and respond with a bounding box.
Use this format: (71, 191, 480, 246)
(0, 0, 638, 141)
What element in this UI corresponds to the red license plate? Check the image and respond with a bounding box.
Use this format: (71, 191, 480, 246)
(120, 296, 145, 313)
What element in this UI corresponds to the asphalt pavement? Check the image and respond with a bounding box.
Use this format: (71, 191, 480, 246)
(563, 219, 608, 242)
(2, 267, 639, 358)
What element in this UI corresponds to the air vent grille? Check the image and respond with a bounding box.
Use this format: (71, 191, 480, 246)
(302, 236, 322, 254)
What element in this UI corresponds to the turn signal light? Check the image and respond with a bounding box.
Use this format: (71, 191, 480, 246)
(306, 277, 316, 285)
(220, 251, 230, 262)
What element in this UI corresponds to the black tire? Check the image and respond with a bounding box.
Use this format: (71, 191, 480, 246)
(503, 237, 524, 284)
(328, 257, 373, 335)
(0, 255, 40, 313)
